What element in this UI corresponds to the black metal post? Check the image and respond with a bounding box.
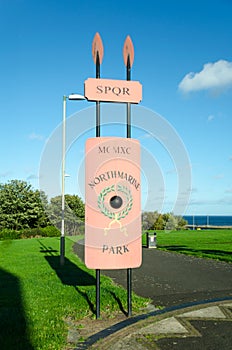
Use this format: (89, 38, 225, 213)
(60, 236, 65, 265)
(126, 55, 131, 139)
(96, 50, 101, 318)
(126, 54, 132, 317)
(127, 267, 132, 316)
(96, 269, 100, 318)
(96, 52, 100, 137)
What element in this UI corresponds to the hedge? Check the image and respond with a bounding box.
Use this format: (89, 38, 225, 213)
(0, 226, 60, 240)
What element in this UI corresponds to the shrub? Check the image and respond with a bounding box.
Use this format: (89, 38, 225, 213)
(20, 227, 43, 238)
(77, 223, 85, 235)
(41, 226, 60, 237)
(0, 226, 60, 240)
(0, 229, 20, 240)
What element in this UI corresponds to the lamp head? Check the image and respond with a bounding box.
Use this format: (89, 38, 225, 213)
(68, 94, 86, 100)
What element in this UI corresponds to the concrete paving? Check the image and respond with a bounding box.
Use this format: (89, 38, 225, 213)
(73, 242, 232, 349)
(87, 300, 232, 349)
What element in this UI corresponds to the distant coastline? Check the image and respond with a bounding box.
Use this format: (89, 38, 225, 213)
(183, 215, 232, 229)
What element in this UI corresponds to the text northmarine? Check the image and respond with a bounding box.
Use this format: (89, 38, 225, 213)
(88, 170, 140, 190)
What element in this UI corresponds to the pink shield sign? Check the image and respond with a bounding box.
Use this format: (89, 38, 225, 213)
(85, 137, 141, 269)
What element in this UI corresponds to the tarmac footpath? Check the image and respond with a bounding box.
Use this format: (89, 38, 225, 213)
(73, 242, 232, 349)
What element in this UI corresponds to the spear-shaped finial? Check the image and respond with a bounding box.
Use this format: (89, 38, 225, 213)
(123, 35, 134, 68)
(92, 32, 104, 65)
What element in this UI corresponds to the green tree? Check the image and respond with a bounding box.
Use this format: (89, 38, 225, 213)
(142, 211, 188, 232)
(176, 216, 188, 229)
(154, 214, 165, 230)
(0, 180, 49, 230)
(162, 212, 178, 231)
(165, 215, 178, 230)
(49, 194, 85, 235)
(142, 211, 159, 230)
(65, 194, 85, 221)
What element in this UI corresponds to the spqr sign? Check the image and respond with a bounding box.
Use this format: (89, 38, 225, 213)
(85, 137, 141, 269)
(84, 78, 142, 103)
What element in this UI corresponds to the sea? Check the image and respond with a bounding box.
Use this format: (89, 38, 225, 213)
(183, 215, 232, 227)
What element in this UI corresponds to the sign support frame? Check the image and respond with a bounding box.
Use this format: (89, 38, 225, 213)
(92, 32, 104, 319)
(95, 46, 101, 320)
(88, 33, 140, 319)
(125, 36, 133, 317)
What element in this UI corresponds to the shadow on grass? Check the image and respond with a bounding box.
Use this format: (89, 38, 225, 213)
(159, 245, 232, 261)
(44, 256, 129, 315)
(38, 239, 59, 255)
(45, 255, 96, 287)
(110, 291, 127, 316)
(0, 268, 34, 350)
(72, 241, 129, 316)
(45, 254, 101, 316)
(75, 287, 95, 314)
(39, 239, 97, 314)
(42, 240, 130, 316)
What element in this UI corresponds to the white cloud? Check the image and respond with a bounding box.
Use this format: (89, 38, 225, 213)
(0, 171, 12, 178)
(207, 114, 215, 122)
(166, 168, 176, 175)
(189, 187, 198, 193)
(214, 173, 224, 179)
(27, 174, 39, 180)
(189, 196, 232, 206)
(29, 132, 44, 141)
(179, 60, 232, 93)
(138, 133, 153, 140)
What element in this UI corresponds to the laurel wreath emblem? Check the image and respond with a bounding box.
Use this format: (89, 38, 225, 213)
(98, 184, 133, 220)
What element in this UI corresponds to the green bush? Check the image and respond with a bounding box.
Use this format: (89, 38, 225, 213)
(0, 226, 60, 240)
(0, 229, 20, 240)
(40, 226, 60, 237)
(20, 227, 43, 238)
(75, 222, 85, 235)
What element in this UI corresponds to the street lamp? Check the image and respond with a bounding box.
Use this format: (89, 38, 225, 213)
(60, 93, 86, 265)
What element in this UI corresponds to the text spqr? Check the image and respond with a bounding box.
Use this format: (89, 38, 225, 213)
(96, 85, 130, 96)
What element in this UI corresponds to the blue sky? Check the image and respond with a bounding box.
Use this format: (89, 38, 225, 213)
(0, 0, 232, 215)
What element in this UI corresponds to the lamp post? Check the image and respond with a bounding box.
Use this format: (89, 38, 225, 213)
(60, 94, 86, 266)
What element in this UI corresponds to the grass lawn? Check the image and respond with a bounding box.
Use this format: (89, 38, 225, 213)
(156, 229, 232, 263)
(0, 237, 149, 350)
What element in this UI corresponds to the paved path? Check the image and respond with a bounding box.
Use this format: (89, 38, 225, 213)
(74, 243, 232, 307)
(73, 242, 232, 349)
(103, 248, 232, 307)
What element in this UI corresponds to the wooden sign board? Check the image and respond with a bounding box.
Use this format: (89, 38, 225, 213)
(84, 78, 142, 103)
(85, 137, 141, 269)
